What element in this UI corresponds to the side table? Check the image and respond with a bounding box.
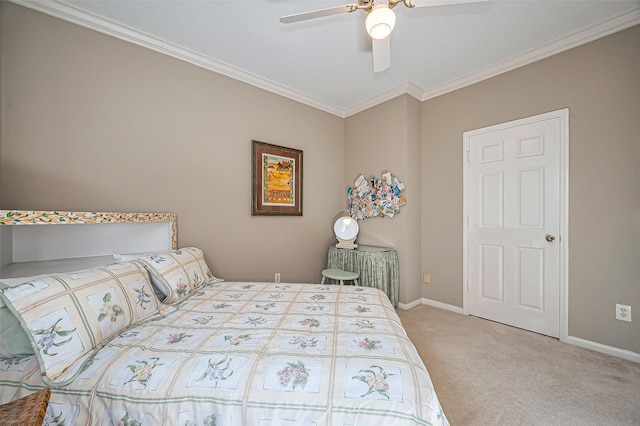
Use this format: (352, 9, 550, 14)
(327, 245, 399, 306)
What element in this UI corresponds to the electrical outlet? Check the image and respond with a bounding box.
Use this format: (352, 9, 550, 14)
(615, 304, 632, 322)
(275, 273, 281, 283)
(423, 273, 430, 284)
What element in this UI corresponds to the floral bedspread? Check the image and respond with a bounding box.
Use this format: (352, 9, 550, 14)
(0, 282, 448, 426)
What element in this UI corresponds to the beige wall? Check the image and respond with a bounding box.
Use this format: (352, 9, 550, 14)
(422, 24, 640, 353)
(345, 95, 422, 304)
(0, 4, 3, 206)
(2, 2, 638, 354)
(0, 3, 345, 283)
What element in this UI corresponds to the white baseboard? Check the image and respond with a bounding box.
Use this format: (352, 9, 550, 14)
(397, 299, 423, 310)
(397, 297, 467, 314)
(420, 297, 467, 315)
(402, 298, 639, 363)
(562, 335, 640, 363)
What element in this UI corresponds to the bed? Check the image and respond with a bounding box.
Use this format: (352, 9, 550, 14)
(0, 210, 448, 426)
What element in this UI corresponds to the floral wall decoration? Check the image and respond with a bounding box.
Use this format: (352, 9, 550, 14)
(347, 172, 406, 220)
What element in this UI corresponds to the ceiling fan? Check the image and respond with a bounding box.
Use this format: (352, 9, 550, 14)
(280, 0, 488, 72)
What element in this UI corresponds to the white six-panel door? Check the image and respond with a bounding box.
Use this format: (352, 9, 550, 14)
(464, 110, 568, 338)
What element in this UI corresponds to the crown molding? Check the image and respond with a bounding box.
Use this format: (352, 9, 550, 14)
(344, 81, 423, 117)
(419, 7, 640, 101)
(10, 0, 346, 117)
(11, 1, 640, 118)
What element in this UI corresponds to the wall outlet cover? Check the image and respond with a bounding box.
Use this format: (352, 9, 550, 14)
(615, 304, 632, 322)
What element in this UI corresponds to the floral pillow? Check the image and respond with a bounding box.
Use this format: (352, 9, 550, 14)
(134, 247, 222, 304)
(0, 262, 159, 386)
(112, 251, 168, 299)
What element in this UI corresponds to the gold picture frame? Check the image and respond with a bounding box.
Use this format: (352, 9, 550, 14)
(252, 140, 303, 216)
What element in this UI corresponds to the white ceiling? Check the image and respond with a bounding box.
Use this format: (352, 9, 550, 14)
(15, 0, 640, 116)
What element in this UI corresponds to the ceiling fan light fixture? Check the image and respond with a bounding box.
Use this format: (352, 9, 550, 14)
(365, 4, 396, 39)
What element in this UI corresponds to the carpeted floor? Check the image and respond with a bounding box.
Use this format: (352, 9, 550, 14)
(397, 305, 640, 426)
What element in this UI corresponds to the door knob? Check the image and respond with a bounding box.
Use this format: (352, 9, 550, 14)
(545, 234, 556, 242)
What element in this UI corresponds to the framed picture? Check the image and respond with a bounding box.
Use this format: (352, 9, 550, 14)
(252, 140, 303, 216)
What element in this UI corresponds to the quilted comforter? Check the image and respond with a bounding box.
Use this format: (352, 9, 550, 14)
(1, 281, 448, 426)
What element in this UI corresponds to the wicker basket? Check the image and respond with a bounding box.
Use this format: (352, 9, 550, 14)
(0, 388, 50, 426)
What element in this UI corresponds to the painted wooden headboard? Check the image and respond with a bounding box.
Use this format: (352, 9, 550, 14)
(0, 210, 177, 278)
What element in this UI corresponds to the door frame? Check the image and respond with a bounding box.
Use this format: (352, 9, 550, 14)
(462, 108, 569, 342)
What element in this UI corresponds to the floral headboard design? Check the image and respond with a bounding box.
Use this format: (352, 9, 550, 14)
(0, 210, 177, 251)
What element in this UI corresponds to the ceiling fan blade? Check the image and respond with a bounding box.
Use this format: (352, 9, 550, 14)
(372, 37, 390, 73)
(410, 0, 487, 7)
(280, 5, 358, 24)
